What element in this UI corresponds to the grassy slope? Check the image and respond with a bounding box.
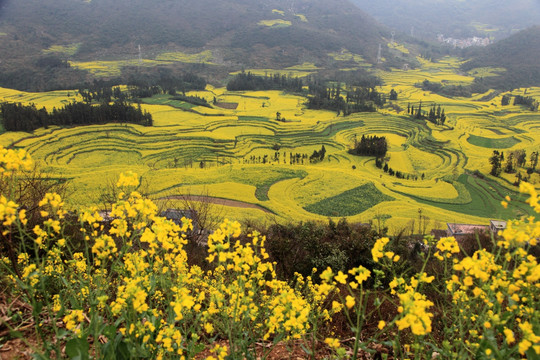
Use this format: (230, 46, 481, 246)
(0, 0, 388, 91)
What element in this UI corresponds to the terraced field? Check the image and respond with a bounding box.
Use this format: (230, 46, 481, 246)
(1, 55, 538, 231)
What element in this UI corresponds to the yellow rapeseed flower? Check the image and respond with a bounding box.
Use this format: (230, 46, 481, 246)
(345, 295, 355, 309)
(372, 237, 390, 262)
(116, 171, 140, 188)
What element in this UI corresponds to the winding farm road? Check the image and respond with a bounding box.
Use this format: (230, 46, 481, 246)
(163, 195, 274, 214)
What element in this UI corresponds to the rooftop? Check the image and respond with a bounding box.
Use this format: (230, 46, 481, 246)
(447, 223, 489, 235)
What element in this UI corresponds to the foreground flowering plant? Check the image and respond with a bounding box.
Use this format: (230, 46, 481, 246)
(0, 146, 539, 359)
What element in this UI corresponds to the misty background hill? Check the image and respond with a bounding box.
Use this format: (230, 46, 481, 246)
(1, 0, 539, 92)
(0, 0, 398, 91)
(462, 26, 540, 89)
(350, 0, 540, 41)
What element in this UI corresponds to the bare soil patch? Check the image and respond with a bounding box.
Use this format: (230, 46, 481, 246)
(215, 102, 238, 109)
(165, 195, 273, 213)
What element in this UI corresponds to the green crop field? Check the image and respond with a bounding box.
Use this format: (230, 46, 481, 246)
(1, 56, 539, 231)
(467, 134, 520, 148)
(304, 182, 394, 217)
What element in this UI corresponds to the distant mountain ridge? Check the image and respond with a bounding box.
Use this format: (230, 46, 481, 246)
(0, 0, 391, 90)
(350, 0, 540, 40)
(462, 26, 540, 89)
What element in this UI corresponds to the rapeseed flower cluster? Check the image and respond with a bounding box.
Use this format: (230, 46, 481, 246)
(434, 236, 460, 260)
(0, 147, 32, 177)
(1, 146, 538, 359)
(389, 275, 434, 336)
(371, 237, 399, 262)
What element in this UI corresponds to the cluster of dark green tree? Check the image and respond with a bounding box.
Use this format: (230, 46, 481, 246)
(309, 145, 327, 163)
(418, 79, 489, 99)
(349, 135, 388, 158)
(173, 94, 210, 108)
(489, 149, 538, 185)
(77, 72, 207, 103)
(226, 72, 303, 92)
(0, 101, 152, 132)
(502, 94, 539, 111)
(407, 101, 447, 125)
(306, 80, 383, 115)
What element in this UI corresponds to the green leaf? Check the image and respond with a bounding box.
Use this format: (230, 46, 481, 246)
(526, 347, 540, 360)
(115, 339, 131, 360)
(32, 302, 43, 320)
(65, 338, 90, 360)
(102, 325, 117, 339)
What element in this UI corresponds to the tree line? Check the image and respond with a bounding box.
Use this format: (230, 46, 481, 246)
(489, 149, 538, 185)
(418, 79, 489, 98)
(242, 146, 327, 166)
(407, 101, 447, 125)
(227, 71, 303, 92)
(375, 158, 423, 181)
(226, 71, 389, 115)
(74, 70, 207, 103)
(502, 94, 539, 111)
(0, 101, 153, 132)
(305, 80, 384, 115)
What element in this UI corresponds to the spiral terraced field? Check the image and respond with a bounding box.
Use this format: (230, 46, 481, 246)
(1, 58, 538, 230)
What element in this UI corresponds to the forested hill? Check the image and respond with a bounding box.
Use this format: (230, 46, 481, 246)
(461, 26, 540, 89)
(0, 0, 390, 91)
(350, 0, 540, 40)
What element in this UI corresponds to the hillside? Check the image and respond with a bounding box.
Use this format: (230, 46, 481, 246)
(0, 0, 394, 91)
(462, 26, 540, 89)
(350, 0, 540, 40)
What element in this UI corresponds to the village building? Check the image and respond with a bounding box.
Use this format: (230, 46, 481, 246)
(489, 220, 507, 234)
(446, 223, 490, 239)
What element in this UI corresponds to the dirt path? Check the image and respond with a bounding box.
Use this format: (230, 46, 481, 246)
(164, 195, 274, 214)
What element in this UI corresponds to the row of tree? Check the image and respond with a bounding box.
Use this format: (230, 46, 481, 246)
(241, 147, 327, 166)
(227, 72, 303, 92)
(502, 95, 539, 111)
(309, 145, 327, 163)
(375, 158, 424, 181)
(306, 80, 383, 115)
(242, 152, 313, 166)
(489, 149, 538, 186)
(0, 101, 153, 132)
(407, 101, 447, 125)
(227, 72, 389, 115)
(77, 72, 207, 103)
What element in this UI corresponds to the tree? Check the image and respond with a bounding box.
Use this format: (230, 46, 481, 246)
(416, 101, 423, 119)
(440, 109, 446, 125)
(389, 89, 398, 100)
(504, 152, 515, 173)
(530, 151, 538, 171)
(489, 150, 502, 176)
(515, 149, 527, 168)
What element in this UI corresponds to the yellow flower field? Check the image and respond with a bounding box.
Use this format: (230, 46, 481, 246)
(0, 60, 538, 231)
(257, 19, 292, 27)
(1, 151, 538, 358)
(42, 43, 81, 56)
